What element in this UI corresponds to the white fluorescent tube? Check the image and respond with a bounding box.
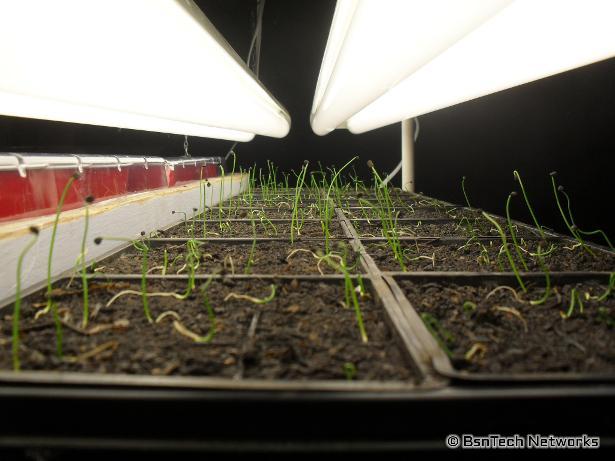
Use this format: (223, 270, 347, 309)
(310, 0, 512, 135)
(0, 0, 289, 139)
(0, 91, 254, 142)
(347, 0, 615, 133)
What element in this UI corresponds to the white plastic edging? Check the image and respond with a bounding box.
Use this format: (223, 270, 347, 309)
(0, 173, 247, 307)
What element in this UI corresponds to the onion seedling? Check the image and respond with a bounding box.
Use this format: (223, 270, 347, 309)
(529, 244, 551, 306)
(557, 184, 613, 251)
(588, 273, 615, 302)
(461, 176, 472, 208)
(323, 157, 357, 252)
(482, 212, 527, 292)
(162, 248, 169, 276)
(513, 170, 546, 239)
(421, 312, 454, 357)
(228, 151, 236, 214)
(597, 307, 615, 328)
(171, 210, 188, 232)
(95, 232, 153, 322)
(343, 362, 357, 381)
(462, 301, 477, 316)
(44, 172, 79, 357)
(367, 161, 405, 271)
(550, 172, 595, 258)
(322, 244, 368, 344)
(562, 287, 584, 319)
(224, 284, 276, 304)
(506, 192, 529, 271)
(291, 160, 309, 243)
(245, 169, 257, 274)
(197, 278, 217, 343)
(13, 226, 39, 371)
(79, 195, 95, 328)
(218, 165, 225, 233)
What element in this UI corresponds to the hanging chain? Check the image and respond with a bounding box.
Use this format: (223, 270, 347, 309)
(183, 135, 190, 157)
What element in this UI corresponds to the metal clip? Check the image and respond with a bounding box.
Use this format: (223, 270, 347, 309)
(143, 157, 149, 170)
(112, 155, 122, 171)
(11, 153, 27, 178)
(71, 154, 84, 173)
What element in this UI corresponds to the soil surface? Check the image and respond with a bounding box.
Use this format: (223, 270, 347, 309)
(213, 207, 322, 220)
(94, 241, 364, 275)
(365, 241, 615, 272)
(342, 206, 480, 220)
(1, 279, 415, 381)
(162, 220, 344, 238)
(398, 279, 615, 374)
(351, 220, 539, 239)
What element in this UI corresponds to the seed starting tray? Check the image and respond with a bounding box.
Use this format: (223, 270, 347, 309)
(1, 188, 614, 453)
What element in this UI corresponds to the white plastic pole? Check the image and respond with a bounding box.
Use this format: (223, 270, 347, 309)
(401, 119, 414, 192)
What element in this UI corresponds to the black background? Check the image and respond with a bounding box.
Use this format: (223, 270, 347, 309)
(0, 0, 613, 239)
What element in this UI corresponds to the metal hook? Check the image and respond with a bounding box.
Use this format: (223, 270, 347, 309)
(71, 154, 84, 173)
(11, 153, 27, 178)
(112, 155, 122, 171)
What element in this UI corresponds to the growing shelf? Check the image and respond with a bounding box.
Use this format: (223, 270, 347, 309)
(1, 183, 613, 452)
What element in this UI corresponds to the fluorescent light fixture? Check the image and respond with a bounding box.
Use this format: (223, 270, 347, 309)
(0, 91, 254, 142)
(347, 0, 615, 133)
(313, 0, 615, 136)
(310, 0, 512, 135)
(0, 0, 289, 140)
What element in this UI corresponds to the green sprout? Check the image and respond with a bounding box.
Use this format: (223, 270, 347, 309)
(562, 287, 584, 319)
(13, 226, 39, 371)
(245, 170, 257, 274)
(462, 301, 477, 316)
(194, 278, 217, 343)
(224, 284, 277, 304)
(291, 160, 309, 243)
(44, 172, 80, 357)
(95, 232, 153, 322)
(505, 191, 529, 272)
(219, 165, 225, 233)
(171, 210, 189, 232)
(343, 362, 357, 381)
(529, 244, 551, 306)
(323, 156, 357, 252)
(597, 307, 614, 328)
(162, 248, 169, 276)
(482, 212, 527, 292)
(513, 170, 545, 239)
(461, 176, 472, 208)
(366, 161, 405, 271)
(557, 184, 613, 251)
(550, 172, 595, 258)
(228, 151, 236, 215)
(79, 195, 95, 328)
(322, 244, 368, 344)
(421, 312, 454, 357)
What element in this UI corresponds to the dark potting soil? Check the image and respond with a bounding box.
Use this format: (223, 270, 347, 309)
(365, 241, 615, 272)
(214, 207, 321, 220)
(162, 220, 344, 238)
(351, 221, 539, 239)
(94, 241, 364, 276)
(342, 205, 482, 221)
(398, 279, 615, 374)
(1, 279, 416, 381)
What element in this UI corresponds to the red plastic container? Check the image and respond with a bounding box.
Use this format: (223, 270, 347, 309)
(0, 154, 223, 222)
(0, 155, 134, 222)
(165, 157, 222, 187)
(0, 155, 83, 221)
(76, 156, 130, 201)
(126, 157, 167, 193)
